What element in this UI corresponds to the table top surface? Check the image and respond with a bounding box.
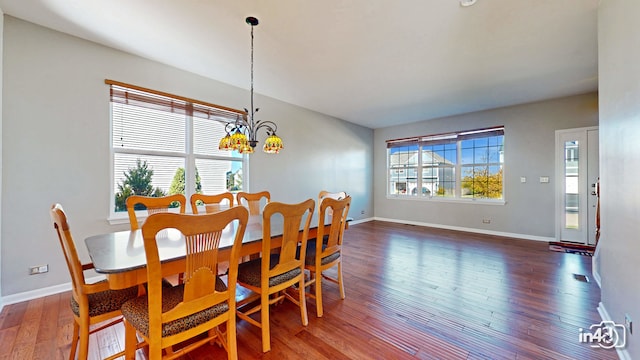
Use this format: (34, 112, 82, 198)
(85, 213, 325, 275)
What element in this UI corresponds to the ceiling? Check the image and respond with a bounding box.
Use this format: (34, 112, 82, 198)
(0, 0, 599, 129)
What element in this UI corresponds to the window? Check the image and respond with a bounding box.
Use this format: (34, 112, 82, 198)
(387, 127, 504, 201)
(108, 80, 246, 217)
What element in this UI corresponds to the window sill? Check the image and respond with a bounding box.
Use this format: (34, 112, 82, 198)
(107, 215, 131, 226)
(386, 195, 505, 205)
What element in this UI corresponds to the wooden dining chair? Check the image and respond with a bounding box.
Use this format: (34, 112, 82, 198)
(303, 196, 351, 317)
(236, 190, 270, 216)
(190, 192, 234, 214)
(126, 194, 187, 230)
(121, 206, 249, 360)
(50, 204, 139, 360)
(317, 190, 347, 221)
(318, 190, 347, 201)
(235, 199, 315, 353)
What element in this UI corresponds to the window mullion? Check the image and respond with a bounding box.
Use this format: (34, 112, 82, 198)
(416, 144, 423, 197)
(185, 114, 196, 200)
(456, 139, 462, 198)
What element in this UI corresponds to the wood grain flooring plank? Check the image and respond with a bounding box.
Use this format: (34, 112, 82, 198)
(35, 294, 59, 344)
(0, 302, 27, 330)
(10, 297, 44, 360)
(0, 327, 18, 358)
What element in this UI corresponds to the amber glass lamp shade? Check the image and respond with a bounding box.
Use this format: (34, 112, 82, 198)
(230, 130, 248, 151)
(218, 133, 233, 151)
(263, 134, 284, 154)
(238, 143, 254, 154)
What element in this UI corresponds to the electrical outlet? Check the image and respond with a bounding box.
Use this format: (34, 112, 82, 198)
(360, 210, 365, 215)
(626, 314, 633, 335)
(482, 219, 491, 224)
(29, 264, 48, 275)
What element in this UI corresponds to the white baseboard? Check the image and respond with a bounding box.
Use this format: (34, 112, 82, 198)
(2, 282, 72, 308)
(1, 275, 105, 310)
(598, 302, 631, 360)
(348, 217, 374, 226)
(373, 217, 555, 242)
(592, 242, 602, 288)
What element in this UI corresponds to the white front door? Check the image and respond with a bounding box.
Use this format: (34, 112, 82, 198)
(555, 127, 599, 244)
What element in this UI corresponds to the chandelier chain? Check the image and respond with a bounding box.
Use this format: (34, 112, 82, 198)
(250, 22, 255, 121)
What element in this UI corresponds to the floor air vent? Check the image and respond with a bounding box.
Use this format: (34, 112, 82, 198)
(573, 274, 589, 283)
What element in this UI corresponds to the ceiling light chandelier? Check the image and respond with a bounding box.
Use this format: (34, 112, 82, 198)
(218, 16, 283, 154)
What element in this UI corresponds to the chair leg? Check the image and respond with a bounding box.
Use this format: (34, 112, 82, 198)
(260, 292, 271, 353)
(150, 343, 163, 359)
(298, 277, 309, 326)
(315, 273, 324, 318)
(69, 321, 80, 360)
(123, 319, 138, 360)
(337, 261, 346, 299)
(78, 317, 90, 360)
(227, 316, 238, 360)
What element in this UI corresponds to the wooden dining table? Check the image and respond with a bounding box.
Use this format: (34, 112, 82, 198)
(85, 213, 342, 290)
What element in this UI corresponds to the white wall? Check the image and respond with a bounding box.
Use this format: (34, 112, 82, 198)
(598, 1, 640, 358)
(0, 8, 4, 310)
(374, 93, 598, 239)
(0, 16, 373, 297)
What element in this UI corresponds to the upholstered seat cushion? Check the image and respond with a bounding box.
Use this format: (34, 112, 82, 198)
(237, 254, 302, 287)
(70, 281, 138, 318)
(302, 240, 341, 266)
(121, 277, 229, 338)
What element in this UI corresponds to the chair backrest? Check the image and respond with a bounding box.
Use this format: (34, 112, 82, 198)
(126, 194, 187, 230)
(190, 192, 234, 214)
(318, 190, 347, 218)
(141, 207, 249, 342)
(262, 199, 315, 279)
(318, 190, 347, 201)
(50, 204, 86, 301)
(236, 191, 271, 216)
(316, 196, 351, 250)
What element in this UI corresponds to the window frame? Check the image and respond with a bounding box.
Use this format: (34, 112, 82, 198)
(107, 80, 248, 223)
(386, 127, 505, 204)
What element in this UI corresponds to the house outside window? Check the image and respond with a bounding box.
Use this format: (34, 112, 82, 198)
(108, 81, 246, 218)
(387, 127, 504, 202)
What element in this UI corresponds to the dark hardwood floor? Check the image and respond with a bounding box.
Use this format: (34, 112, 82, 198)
(0, 221, 618, 359)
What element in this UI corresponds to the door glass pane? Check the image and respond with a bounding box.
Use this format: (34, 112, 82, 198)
(564, 141, 579, 229)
